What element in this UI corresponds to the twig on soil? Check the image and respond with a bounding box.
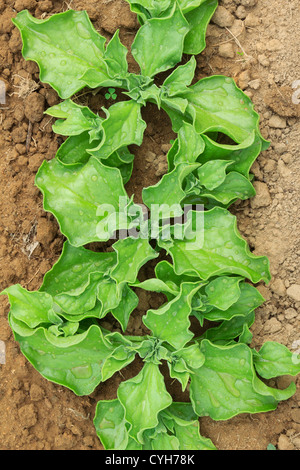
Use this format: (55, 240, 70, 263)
(25, 267, 41, 287)
(67, 408, 90, 421)
(26, 121, 33, 154)
(224, 27, 251, 59)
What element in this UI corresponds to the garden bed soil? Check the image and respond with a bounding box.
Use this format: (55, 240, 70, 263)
(0, 0, 300, 450)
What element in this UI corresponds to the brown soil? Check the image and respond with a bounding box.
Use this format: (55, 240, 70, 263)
(0, 0, 300, 451)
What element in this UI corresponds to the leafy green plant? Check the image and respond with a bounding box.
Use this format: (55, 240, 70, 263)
(2, 2, 299, 451)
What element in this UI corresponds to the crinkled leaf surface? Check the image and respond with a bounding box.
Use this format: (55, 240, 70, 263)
(118, 362, 172, 443)
(183, 0, 218, 54)
(88, 100, 146, 160)
(190, 340, 296, 420)
(9, 318, 113, 396)
(158, 207, 271, 283)
(253, 342, 300, 379)
(35, 156, 130, 246)
(46, 99, 101, 137)
(13, 10, 114, 99)
(111, 237, 159, 285)
(131, 4, 189, 77)
(180, 76, 267, 146)
(142, 163, 200, 219)
(94, 399, 129, 450)
(143, 282, 202, 349)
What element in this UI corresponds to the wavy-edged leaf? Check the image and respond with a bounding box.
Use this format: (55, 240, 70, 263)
(118, 362, 172, 443)
(9, 317, 113, 396)
(35, 156, 130, 246)
(12, 10, 116, 99)
(142, 163, 200, 219)
(45, 99, 101, 137)
(104, 30, 128, 78)
(94, 399, 129, 450)
(158, 207, 271, 284)
(167, 122, 205, 171)
(183, 0, 218, 54)
(143, 282, 202, 349)
(162, 56, 197, 97)
(131, 3, 189, 77)
(1, 285, 55, 329)
(111, 284, 139, 331)
(190, 340, 296, 420)
(180, 76, 269, 148)
(88, 100, 146, 160)
(253, 342, 300, 379)
(201, 311, 255, 345)
(201, 282, 265, 322)
(111, 237, 159, 285)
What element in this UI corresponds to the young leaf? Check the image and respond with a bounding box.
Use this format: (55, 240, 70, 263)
(158, 207, 271, 284)
(162, 56, 197, 97)
(13, 10, 116, 99)
(118, 362, 173, 443)
(253, 342, 300, 379)
(183, 0, 218, 54)
(131, 3, 189, 77)
(143, 282, 202, 349)
(190, 340, 296, 420)
(88, 100, 147, 161)
(9, 318, 114, 396)
(94, 399, 129, 450)
(45, 99, 101, 137)
(35, 157, 130, 246)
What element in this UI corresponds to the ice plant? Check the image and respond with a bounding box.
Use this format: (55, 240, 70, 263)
(2, 3, 299, 451)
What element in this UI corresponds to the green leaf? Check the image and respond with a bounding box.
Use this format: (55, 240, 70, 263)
(143, 282, 202, 349)
(183, 0, 218, 54)
(131, 4, 189, 77)
(181, 76, 268, 146)
(201, 282, 265, 322)
(13, 10, 114, 99)
(196, 160, 232, 190)
(88, 100, 146, 160)
(198, 132, 264, 178)
(94, 399, 129, 450)
(9, 318, 113, 396)
(142, 163, 200, 219)
(35, 156, 130, 246)
(190, 340, 296, 420)
(202, 311, 255, 345)
(1, 284, 55, 329)
(167, 122, 205, 170)
(158, 207, 271, 284)
(118, 362, 172, 443)
(204, 276, 244, 311)
(45, 99, 101, 137)
(111, 284, 139, 332)
(104, 30, 128, 78)
(253, 342, 300, 379)
(162, 56, 197, 97)
(162, 402, 216, 450)
(111, 237, 159, 284)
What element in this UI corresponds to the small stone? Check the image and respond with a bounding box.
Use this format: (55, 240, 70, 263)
(11, 126, 27, 143)
(24, 92, 45, 122)
(277, 434, 294, 451)
(244, 13, 260, 27)
(235, 5, 247, 19)
(145, 151, 156, 163)
(250, 181, 272, 208)
(248, 79, 261, 90)
(284, 308, 297, 320)
(278, 159, 291, 177)
(257, 54, 270, 67)
(161, 144, 172, 154)
(291, 408, 300, 424)
(273, 142, 287, 155)
(219, 43, 235, 58)
(264, 317, 282, 334)
(268, 115, 287, 129)
(240, 0, 258, 6)
(287, 284, 300, 302)
(30, 383, 45, 401)
(18, 404, 37, 428)
(270, 278, 286, 296)
(212, 6, 234, 27)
